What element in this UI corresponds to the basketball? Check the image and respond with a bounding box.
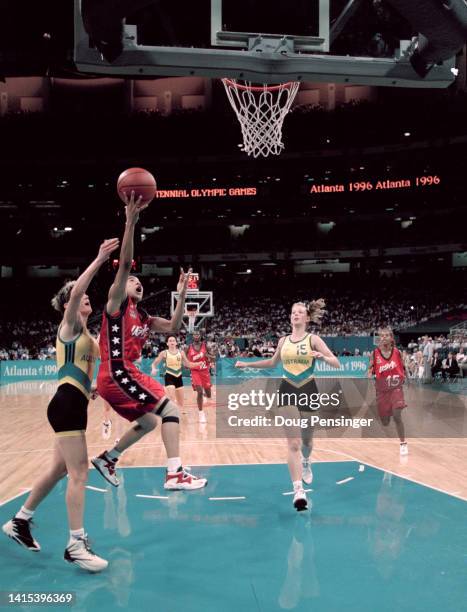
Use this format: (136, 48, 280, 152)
(117, 167, 157, 206)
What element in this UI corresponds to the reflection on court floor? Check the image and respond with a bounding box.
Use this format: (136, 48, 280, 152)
(1, 462, 466, 612)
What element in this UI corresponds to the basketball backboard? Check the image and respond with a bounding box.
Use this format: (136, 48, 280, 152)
(210, 0, 329, 53)
(171, 290, 214, 333)
(74, 0, 457, 88)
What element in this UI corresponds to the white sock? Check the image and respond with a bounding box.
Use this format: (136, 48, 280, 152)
(69, 527, 85, 543)
(167, 457, 182, 473)
(107, 448, 121, 461)
(293, 480, 303, 491)
(15, 506, 34, 521)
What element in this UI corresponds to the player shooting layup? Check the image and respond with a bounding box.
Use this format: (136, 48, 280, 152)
(92, 192, 207, 490)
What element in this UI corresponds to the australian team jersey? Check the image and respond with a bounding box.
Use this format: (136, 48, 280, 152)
(99, 297, 152, 364)
(56, 326, 100, 399)
(280, 333, 316, 388)
(165, 350, 182, 377)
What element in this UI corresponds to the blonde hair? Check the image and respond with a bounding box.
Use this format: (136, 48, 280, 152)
(294, 299, 326, 324)
(51, 281, 76, 313)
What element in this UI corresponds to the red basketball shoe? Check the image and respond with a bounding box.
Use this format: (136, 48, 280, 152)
(164, 467, 207, 490)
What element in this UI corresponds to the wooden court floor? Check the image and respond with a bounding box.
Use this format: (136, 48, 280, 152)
(1, 381, 467, 503)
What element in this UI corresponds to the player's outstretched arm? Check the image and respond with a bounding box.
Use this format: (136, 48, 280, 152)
(62, 238, 119, 337)
(107, 191, 147, 314)
(151, 351, 166, 375)
(310, 335, 341, 369)
(235, 337, 286, 369)
(150, 268, 192, 333)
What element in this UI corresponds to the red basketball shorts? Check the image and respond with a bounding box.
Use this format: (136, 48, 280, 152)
(191, 368, 212, 390)
(97, 360, 166, 422)
(376, 387, 406, 418)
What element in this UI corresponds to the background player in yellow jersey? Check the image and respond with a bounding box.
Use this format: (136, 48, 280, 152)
(150, 335, 201, 413)
(236, 300, 340, 511)
(2, 238, 119, 572)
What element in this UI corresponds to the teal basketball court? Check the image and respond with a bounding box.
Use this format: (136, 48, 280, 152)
(2, 462, 466, 611)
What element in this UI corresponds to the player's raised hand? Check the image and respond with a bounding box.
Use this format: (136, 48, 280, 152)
(310, 351, 324, 360)
(123, 190, 144, 223)
(97, 238, 120, 262)
(177, 267, 193, 294)
(235, 361, 247, 368)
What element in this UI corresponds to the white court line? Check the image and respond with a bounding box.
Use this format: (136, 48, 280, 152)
(322, 447, 467, 502)
(3, 437, 467, 457)
(118, 459, 352, 469)
(336, 477, 354, 485)
(85, 485, 108, 493)
(209, 496, 246, 501)
(0, 488, 31, 507)
(135, 494, 169, 500)
(283, 489, 312, 496)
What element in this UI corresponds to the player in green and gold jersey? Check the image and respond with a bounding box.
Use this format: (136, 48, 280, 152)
(236, 300, 340, 511)
(3, 238, 119, 571)
(151, 335, 201, 413)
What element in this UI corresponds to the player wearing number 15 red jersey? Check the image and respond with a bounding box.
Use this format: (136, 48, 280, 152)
(369, 328, 408, 456)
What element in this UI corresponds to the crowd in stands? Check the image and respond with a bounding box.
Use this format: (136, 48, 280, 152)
(402, 335, 467, 381)
(3, 300, 465, 380)
(0, 274, 465, 381)
(2, 90, 467, 164)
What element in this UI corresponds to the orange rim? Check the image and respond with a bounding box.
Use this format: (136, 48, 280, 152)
(222, 79, 297, 92)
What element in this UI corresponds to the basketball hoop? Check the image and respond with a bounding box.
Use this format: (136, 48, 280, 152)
(221, 79, 300, 158)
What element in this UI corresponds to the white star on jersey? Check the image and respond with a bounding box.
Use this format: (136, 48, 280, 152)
(139, 393, 147, 400)
(112, 349, 120, 357)
(129, 386, 137, 393)
(112, 325, 119, 332)
(115, 370, 123, 376)
(121, 378, 129, 384)
(112, 337, 120, 345)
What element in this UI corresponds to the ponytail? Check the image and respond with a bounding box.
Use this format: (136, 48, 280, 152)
(307, 298, 326, 324)
(294, 299, 326, 324)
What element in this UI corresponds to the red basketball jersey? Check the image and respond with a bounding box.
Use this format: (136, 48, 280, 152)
(373, 346, 405, 392)
(99, 297, 152, 363)
(187, 342, 210, 369)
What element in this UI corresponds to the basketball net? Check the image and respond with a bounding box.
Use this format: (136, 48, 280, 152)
(187, 312, 197, 333)
(221, 79, 300, 158)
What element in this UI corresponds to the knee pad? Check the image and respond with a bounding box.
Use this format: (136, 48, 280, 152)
(159, 399, 180, 424)
(162, 416, 180, 424)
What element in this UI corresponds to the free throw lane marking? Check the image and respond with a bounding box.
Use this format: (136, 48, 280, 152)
(136, 494, 169, 500)
(336, 477, 354, 485)
(209, 496, 246, 501)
